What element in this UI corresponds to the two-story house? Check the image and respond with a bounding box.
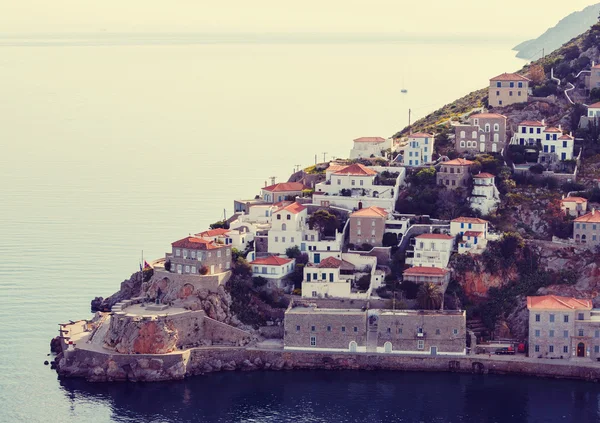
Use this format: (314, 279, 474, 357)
(454, 113, 507, 154)
(261, 182, 307, 203)
(450, 216, 492, 254)
(249, 255, 295, 289)
(436, 158, 473, 190)
(539, 126, 574, 163)
(302, 256, 355, 298)
(470, 173, 500, 215)
(489, 73, 530, 107)
(573, 209, 600, 247)
(349, 137, 391, 159)
(267, 202, 307, 255)
(412, 233, 454, 268)
(168, 236, 232, 275)
(402, 133, 435, 167)
(515, 120, 545, 146)
(348, 206, 389, 247)
(527, 295, 600, 361)
(560, 196, 588, 217)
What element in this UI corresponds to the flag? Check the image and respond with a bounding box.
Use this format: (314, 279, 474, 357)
(139, 262, 143, 271)
(143, 261, 152, 270)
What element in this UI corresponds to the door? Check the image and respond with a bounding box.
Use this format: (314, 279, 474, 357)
(492, 143, 497, 153)
(349, 341, 357, 352)
(384, 342, 392, 353)
(480, 143, 486, 152)
(314, 253, 321, 264)
(431, 346, 437, 356)
(577, 342, 585, 357)
(210, 265, 215, 274)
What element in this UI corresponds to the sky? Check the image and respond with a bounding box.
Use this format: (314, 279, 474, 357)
(2, 0, 599, 39)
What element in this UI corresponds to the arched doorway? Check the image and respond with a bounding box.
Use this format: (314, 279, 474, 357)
(384, 341, 392, 353)
(577, 342, 585, 357)
(349, 341, 357, 353)
(358, 202, 363, 210)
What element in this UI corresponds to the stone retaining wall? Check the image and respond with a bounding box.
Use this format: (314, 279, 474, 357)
(56, 346, 600, 383)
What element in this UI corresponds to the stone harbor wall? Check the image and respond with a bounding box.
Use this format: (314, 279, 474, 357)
(56, 345, 600, 383)
(202, 317, 253, 346)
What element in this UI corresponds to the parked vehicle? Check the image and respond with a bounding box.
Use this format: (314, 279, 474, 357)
(494, 347, 515, 355)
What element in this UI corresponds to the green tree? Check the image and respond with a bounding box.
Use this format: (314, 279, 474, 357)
(308, 209, 339, 236)
(209, 220, 229, 230)
(416, 283, 443, 310)
(285, 246, 301, 259)
(356, 274, 371, 291)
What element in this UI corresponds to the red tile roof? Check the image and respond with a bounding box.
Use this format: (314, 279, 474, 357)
(353, 137, 386, 143)
(250, 256, 293, 266)
(560, 197, 587, 204)
(588, 102, 600, 108)
(326, 163, 347, 173)
(470, 113, 506, 120)
(473, 172, 495, 179)
(463, 231, 483, 237)
(315, 256, 343, 268)
(263, 182, 306, 192)
(544, 127, 562, 133)
(443, 158, 474, 166)
(333, 163, 377, 176)
(274, 202, 307, 215)
(558, 134, 574, 140)
(416, 233, 454, 240)
(574, 210, 600, 223)
(452, 217, 489, 224)
(490, 73, 531, 82)
(172, 237, 223, 250)
(403, 266, 449, 276)
(409, 133, 434, 138)
(350, 206, 389, 218)
(197, 228, 230, 238)
(519, 120, 545, 127)
(527, 295, 592, 311)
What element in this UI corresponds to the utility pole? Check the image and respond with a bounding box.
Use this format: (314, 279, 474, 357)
(295, 164, 301, 173)
(322, 152, 327, 163)
(408, 108, 412, 131)
(315, 154, 317, 165)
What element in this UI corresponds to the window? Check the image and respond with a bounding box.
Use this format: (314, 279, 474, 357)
(226, 249, 230, 256)
(291, 237, 295, 243)
(460, 141, 465, 148)
(564, 346, 569, 353)
(341, 326, 346, 332)
(549, 314, 555, 323)
(509, 91, 513, 96)
(564, 330, 569, 338)
(398, 328, 403, 334)
(357, 219, 361, 226)
(518, 82, 523, 88)
(274, 236, 278, 242)
(435, 329, 440, 335)
(549, 345, 554, 353)
(579, 329, 584, 337)
(311, 325, 316, 332)
(578, 313, 584, 321)
(534, 329, 540, 337)
(596, 346, 600, 353)
(354, 326, 358, 332)
(534, 345, 540, 352)
(217, 250, 222, 258)
(535, 314, 540, 322)
(282, 237, 286, 243)
(453, 329, 458, 335)
(296, 325, 300, 332)
(564, 315, 569, 323)
(327, 326, 331, 332)
(496, 82, 501, 88)
(226, 262, 231, 270)
(277, 214, 281, 220)
(352, 180, 355, 186)
(510, 82, 514, 88)
(337, 179, 341, 185)
(310, 336, 316, 346)
(387, 328, 391, 334)
(549, 330, 554, 337)
(175, 249, 181, 257)
(417, 340, 424, 350)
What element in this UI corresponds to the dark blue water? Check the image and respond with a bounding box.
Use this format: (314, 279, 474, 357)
(58, 371, 600, 423)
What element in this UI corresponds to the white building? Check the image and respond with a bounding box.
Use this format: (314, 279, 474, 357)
(402, 133, 435, 167)
(261, 182, 307, 203)
(249, 255, 296, 289)
(302, 256, 354, 298)
(588, 102, 600, 119)
(300, 228, 344, 264)
(450, 217, 493, 255)
(470, 173, 500, 215)
(560, 196, 588, 217)
(540, 126, 574, 162)
(411, 233, 454, 268)
(349, 137, 391, 159)
(196, 227, 254, 251)
(312, 164, 403, 212)
(267, 202, 307, 255)
(515, 120, 545, 146)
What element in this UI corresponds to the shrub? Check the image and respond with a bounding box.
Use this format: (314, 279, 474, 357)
(164, 260, 171, 271)
(252, 276, 268, 288)
(399, 280, 419, 299)
(529, 164, 545, 174)
(356, 274, 371, 291)
(285, 246, 301, 259)
(382, 232, 398, 247)
(199, 265, 209, 275)
(209, 220, 229, 230)
(292, 288, 302, 296)
(361, 243, 374, 251)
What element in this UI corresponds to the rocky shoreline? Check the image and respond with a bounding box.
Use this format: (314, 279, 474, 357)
(53, 344, 600, 384)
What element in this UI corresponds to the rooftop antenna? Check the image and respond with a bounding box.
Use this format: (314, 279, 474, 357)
(269, 176, 276, 185)
(322, 152, 328, 163)
(295, 164, 301, 173)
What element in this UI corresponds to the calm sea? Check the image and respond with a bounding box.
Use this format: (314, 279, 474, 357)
(2, 33, 593, 423)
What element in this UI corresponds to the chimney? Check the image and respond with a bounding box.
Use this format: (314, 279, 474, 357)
(430, 226, 433, 233)
(593, 208, 596, 216)
(562, 194, 565, 200)
(542, 119, 545, 125)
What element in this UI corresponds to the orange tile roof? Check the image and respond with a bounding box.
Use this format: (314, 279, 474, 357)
(354, 137, 386, 143)
(315, 256, 343, 268)
(350, 206, 389, 218)
(560, 197, 587, 204)
(574, 210, 600, 223)
(463, 231, 483, 237)
(263, 182, 306, 192)
(409, 132, 434, 138)
(172, 237, 223, 250)
(588, 102, 600, 108)
(452, 217, 489, 224)
(416, 233, 454, 240)
(443, 158, 474, 166)
(519, 120, 545, 127)
(470, 113, 506, 120)
(527, 295, 592, 311)
(274, 202, 307, 215)
(544, 127, 562, 133)
(490, 73, 530, 82)
(250, 256, 293, 266)
(197, 228, 230, 238)
(403, 266, 449, 276)
(326, 163, 347, 173)
(558, 134, 574, 140)
(473, 172, 495, 178)
(333, 163, 377, 176)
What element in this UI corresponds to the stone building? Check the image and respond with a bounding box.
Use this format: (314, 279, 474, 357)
(587, 63, 600, 90)
(454, 113, 507, 154)
(348, 206, 389, 247)
(573, 209, 600, 247)
(436, 158, 473, 189)
(168, 236, 232, 275)
(488, 72, 530, 108)
(560, 196, 588, 217)
(527, 295, 600, 361)
(376, 310, 466, 355)
(284, 306, 368, 352)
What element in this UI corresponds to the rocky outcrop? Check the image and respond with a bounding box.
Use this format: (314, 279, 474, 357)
(50, 336, 62, 354)
(105, 319, 179, 355)
(460, 269, 516, 299)
(91, 271, 145, 312)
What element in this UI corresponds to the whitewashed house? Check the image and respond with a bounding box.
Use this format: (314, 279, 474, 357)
(402, 133, 435, 167)
(411, 233, 454, 268)
(302, 257, 354, 298)
(249, 256, 296, 289)
(540, 126, 574, 163)
(515, 120, 545, 146)
(261, 182, 307, 203)
(196, 227, 253, 251)
(349, 137, 391, 159)
(560, 196, 588, 217)
(470, 173, 500, 215)
(267, 202, 307, 255)
(300, 227, 344, 264)
(450, 217, 493, 254)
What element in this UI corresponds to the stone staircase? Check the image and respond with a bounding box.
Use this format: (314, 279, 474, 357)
(366, 319, 379, 353)
(467, 318, 490, 341)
